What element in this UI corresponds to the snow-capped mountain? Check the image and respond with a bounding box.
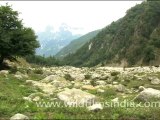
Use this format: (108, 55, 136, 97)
(36, 23, 81, 57)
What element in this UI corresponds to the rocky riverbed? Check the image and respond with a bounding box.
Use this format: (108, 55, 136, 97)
(1, 66, 160, 119)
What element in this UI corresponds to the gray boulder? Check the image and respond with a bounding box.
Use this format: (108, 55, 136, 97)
(57, 88, 96, 106)
(134, 88, 160, 101)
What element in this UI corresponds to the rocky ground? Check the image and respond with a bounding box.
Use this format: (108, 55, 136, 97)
(0, 65, 160, 119)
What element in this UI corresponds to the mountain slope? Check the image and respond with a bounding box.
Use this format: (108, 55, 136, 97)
(63, 1, 160, 67)
(55, 29, 100, 58)
(36, 24, 81, 57)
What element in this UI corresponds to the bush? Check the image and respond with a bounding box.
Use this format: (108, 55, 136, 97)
(90, 80, 97, 86)
(9, 66, 18, 74)
(101, 88, 117, 98)
(111, 72, 120, 76)
(34, 69, 43, 74)
(84, 74, 91, 79)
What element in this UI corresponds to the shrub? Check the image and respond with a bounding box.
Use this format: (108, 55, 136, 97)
(90, 80, 97, 86)
(34, 69, 43, 74)
(9, 66, 18, 74)
(111, 71, 120, 76)
(84, 74, 91, 79)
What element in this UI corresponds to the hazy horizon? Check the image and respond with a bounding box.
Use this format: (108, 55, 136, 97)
(0, 1, 142, 35)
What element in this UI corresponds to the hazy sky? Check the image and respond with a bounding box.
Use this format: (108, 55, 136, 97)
(0, 1, 143, 34)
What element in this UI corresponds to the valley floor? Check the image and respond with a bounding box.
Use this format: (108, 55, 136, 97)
(1, 65, 160, 119)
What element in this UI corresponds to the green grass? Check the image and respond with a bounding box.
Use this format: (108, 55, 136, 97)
(1, 70, 160, 119)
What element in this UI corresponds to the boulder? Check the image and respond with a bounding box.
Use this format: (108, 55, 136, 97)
(151, 78, 160, 85)
(139, 86, 145, 91)
(70, 73, 85, 81)
(134, 88, 160, 102)
(57, 88, 96, 106)
(91, 73, 101, 80)
(14, 75, 23, 79)
(10, 113, 29, 120)
(115, 84, 126, 92)
(0, 70, 9, 76)
(41, 75, 60, 83)
(26, 80, 56, 94)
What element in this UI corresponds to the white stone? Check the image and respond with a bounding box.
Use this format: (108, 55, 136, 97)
(151, 78, 160, 85)
(0, 70, 9, 75)
(10, 113, 29, 120)
(111, 97, 119, 102)
(87, 103, 103, 111)
(57, 88, 96, 106)
(97, 89, 105, 93)
(139, 86, 145, 91)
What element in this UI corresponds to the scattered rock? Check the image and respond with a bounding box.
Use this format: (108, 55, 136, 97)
(10, 113, 29, 120)
(134, 88, 160, 102)
(57, 88, 97, 106)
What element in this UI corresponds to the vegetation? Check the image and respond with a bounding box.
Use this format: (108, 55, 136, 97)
(25, 55, 61, 66)
(64, 74, 74, 81)
(0, 4, 39, 68)
(56, 29, 100, 59)
(63, 1, 160, 67)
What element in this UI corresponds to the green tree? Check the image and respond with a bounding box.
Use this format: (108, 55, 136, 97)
(0, 4, 39, 65)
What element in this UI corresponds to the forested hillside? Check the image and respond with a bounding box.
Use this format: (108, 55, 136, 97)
(56, 30, 100, 58)
(63, 1, 160, 67)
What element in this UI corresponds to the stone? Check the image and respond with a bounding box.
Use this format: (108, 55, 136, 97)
(82, 85, 96, 90)
(96, 81, 106, 85)
(87, 103, 103, 111)
(42, 75, 60, 83)
(111, 97, 119, 102)
(70, 73, 85, 81)
(115, 84, 126, 92)
(14, 75, 23, 79)
(97, 89, 105, 93)
(91, 73, 101, 80)
(26, 80, 56, 94)
(134, 88, 160, 102)
(139, 86, 145, 91)
(57, 88, 96, 106)
(10, 113, 29, 120)
(0, 70, 9, 75)
(113, 81, 118, 85)
(151, 78, 160, 85)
